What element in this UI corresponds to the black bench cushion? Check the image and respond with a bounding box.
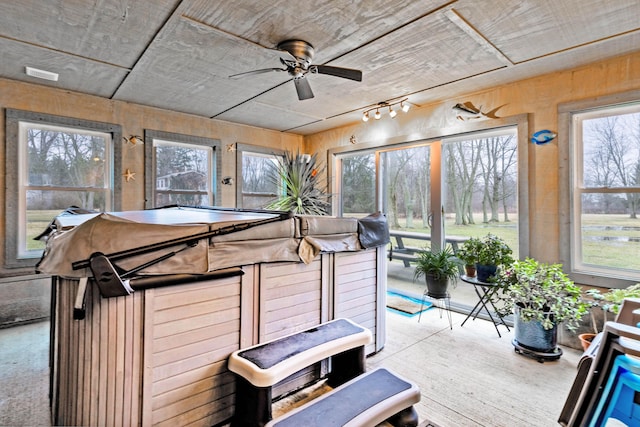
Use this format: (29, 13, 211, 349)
(237, 319, 365, 369)
(269, 368, 418, 427)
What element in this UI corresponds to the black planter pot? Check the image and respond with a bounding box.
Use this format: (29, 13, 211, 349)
(512, 306, 563, 361)
(475, 264, 497, 282)
(425, 273, 449, 299)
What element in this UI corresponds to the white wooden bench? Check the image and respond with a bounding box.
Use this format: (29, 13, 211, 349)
(228, 318, 420, 427)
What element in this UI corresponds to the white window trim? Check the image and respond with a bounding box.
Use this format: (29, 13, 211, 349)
(329, 114, 529, 259)
(559, 89, 640, 288)
(144, 130, 221, 209)
(4, 109, 121, 268)
(235, 143, 284, 209)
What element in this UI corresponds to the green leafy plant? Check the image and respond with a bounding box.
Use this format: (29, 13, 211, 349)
(457, 237, 482, 265)
(265, 150, 330, 215)
(491, 258, 589, 331)
(476, 233, 513, 266)
(413, 246, 461, 284)
(586, 283, 640, 315)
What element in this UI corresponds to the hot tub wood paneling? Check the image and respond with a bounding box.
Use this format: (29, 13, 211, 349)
(50, 247, 386, 426)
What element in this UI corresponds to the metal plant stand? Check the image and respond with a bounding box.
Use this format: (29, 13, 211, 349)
(419, 290, 452, 330)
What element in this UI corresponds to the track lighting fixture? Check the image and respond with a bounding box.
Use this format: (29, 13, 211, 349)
(362, 98, 410, 122)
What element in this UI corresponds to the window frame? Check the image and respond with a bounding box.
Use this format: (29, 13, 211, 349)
(559, 89, 640, 288)
(144, 130, 221, 209)
(329, 113, 529, 257)
(235, 143, 284, 209)
(5, 109, 122, 268)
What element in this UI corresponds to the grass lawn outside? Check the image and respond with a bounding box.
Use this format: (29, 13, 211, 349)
(390, 213, 640, 272)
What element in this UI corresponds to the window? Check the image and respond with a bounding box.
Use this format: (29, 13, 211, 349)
(560, 93, 640, 285)
(144, 130, 221, 209)
(331, 115, 529, 311)
(338, 151, 376, 217)
(5, 109, 121, 267)
(442, 129, 520, 259)
(331, 118, 527, 257)
(236, 143, 283, 209)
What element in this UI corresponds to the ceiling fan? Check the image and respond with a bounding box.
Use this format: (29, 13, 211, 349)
(229, 40, 362, 100)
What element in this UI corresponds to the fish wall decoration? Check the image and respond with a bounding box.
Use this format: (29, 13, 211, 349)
(453, 101, 505, 121)
(531, 130, 557, 145)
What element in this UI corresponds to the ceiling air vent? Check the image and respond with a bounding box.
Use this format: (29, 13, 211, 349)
(25, 66, 59, 82)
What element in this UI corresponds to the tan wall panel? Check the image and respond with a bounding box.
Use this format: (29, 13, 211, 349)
(0, 78, 303, 276)
(304, 52, 640, 264)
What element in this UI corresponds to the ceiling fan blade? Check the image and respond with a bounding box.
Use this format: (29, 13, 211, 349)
(312, 65, 362, 82)
(294, 77, 314, 100)
(229, 68, 286, 79)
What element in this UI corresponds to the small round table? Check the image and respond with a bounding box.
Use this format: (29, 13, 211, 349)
(459, 275, 510, 337)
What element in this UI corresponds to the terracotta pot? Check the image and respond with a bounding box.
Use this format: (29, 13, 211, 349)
(579, 333, 597, 351)
(464, 264, 476, 277)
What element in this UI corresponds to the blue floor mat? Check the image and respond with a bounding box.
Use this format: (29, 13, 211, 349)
(386, 291, 432, 317)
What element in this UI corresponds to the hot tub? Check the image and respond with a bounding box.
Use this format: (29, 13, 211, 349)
(39, 206, 389, 426)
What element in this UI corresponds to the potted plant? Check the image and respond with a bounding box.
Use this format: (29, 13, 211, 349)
(581, 283, 640, 349)
(475, 234, 514, 282)
(265, 150, 330, 215)
(457, 237, 482, 277)
(491, 258, 590, 357)
(586, 283, 640, 315)
(413, 246, 461, 299)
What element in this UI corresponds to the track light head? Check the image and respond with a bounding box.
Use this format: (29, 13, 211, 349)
(361, 98, 411, 124)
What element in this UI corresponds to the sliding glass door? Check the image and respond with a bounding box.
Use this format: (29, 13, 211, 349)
(334, 125, 521, 311)
(442, 129, 519, 259)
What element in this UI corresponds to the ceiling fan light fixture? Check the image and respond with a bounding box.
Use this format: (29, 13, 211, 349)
(229, 39, 362, 101)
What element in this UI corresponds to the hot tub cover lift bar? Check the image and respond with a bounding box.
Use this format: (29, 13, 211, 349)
(69, 211, 293, 320)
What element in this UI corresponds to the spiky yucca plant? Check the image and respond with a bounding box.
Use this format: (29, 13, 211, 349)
(265, 151, 330, 215)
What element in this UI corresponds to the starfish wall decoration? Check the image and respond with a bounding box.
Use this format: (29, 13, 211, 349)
(123, 169, 136, 182)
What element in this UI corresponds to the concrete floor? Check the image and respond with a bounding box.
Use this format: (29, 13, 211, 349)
(387, 260, 497, 320)
(0, 262, 582, 426)
(0, 313, 582, 427)
(369, 309, 582, 426)
(0, 321, 51, 427)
